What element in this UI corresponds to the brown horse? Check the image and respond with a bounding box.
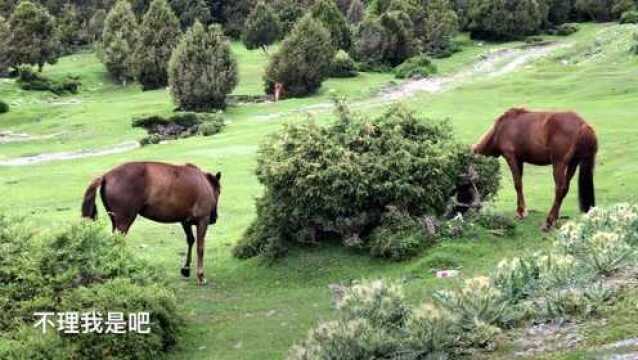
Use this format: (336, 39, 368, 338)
(472, 108, 597, 230)
(81, 161, 221, 285)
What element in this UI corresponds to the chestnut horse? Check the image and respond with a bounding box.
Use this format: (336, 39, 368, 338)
(472, 108, 597, 230)
(81, 161, 221, 285)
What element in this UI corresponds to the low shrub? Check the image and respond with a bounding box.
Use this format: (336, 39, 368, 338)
(472, 210, 517, 236)
(0, 100, 8, 113)
(133, 112, 225, 145)
(620, 10, 638, 23)
(235, 98, 501, 260)
(0, 216, 182, 359)
(368, 209, 430, 261)
(329, 50, 358, 78)
(393, 55, 438, 79)
(556, 23, 580, 36)
(16, 68, 80, 95)
(525, 36, 545, 44)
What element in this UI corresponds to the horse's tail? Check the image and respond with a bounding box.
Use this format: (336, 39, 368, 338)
(578, 125, 597, 213)
(81, 177, 103, 220)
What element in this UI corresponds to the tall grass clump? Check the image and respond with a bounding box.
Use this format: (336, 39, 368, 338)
(0, 215, 182, 359)
(233, 98, 501, 260)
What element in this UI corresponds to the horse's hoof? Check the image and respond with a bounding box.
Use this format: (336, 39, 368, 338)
(516, 210, 528, 220)
(540, 222, 553, 232)
(181, 267, 190, 278)
(197, 278, 207, 287)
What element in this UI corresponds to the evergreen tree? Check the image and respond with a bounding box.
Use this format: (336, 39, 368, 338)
(170, 0, 211, 29)
(311, 0, 352, 51)
(0, 15, 9, 73)
(347, 0, 364, 24)
(135, 0, 181, 90)
(168, 22, 238, 110)
(220, 0, 252, 38)
(263, 15, 334, 97)
(6, 1, 59, 72)
(100, 0, 139, 84)
(242, 1, 281, 50)
(58, 4, 80, 53)
(272, 0, 303, 34)
(421, 0, 458, 55)
(354, 10, 417, 69)
(468, 0, 544, 40)
(88, 9, 107, 42)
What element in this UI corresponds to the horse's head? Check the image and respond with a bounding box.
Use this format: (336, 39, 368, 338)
(205, 171, 222, 224)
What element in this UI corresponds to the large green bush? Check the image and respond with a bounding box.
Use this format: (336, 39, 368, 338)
(393, 54, 437, 79)
(134, 0, 182, 90)
(263, 15, 335, 97)
(421, 0, 459, 56)
(467, 0, 545, 40)
(242, 1, 281, 50)
(330, 49, 358, 78)
(0, 216, 182, 359)
(311, 0, 352, 51)
(99, 0, 139, 84)
(620, 9, 638, 23)
(168, 22, 238, 110)
(233, 99, 501, 260)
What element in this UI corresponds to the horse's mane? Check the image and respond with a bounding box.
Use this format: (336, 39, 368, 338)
(499, 107, 529, 122)
(474, 108, 529, 155)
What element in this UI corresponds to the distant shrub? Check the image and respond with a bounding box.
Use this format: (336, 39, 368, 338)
(368, 208, 430, 261)
(421, 0, 459, 56)
(234, 98, 501, 260)
(467, 0, 545, 40)
(347, 0, 364, 24)
(620, 10, 638, 23)
(133, 112, 224, 144)
(0, 100, 8, 113)
(393, 55, 437, 79)
(242, 1, 281, 50)
(330, 49, 358, 78)
(556, 23, 580, 36)
(99, 0, 139, 85)
(354, 11, 417, 70)
(16, 68, 80, 95)
(311, 0, 352, 51)
(168, 22, 238, 111)
(264, 15, 335, 97)
(575, 0, 632, 21)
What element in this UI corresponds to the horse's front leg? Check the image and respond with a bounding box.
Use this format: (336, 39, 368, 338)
(195, 220, 209, 286)
(180, 222, 195, 278)
(504, 154, 527, 219)
(544, 161, 570, 231)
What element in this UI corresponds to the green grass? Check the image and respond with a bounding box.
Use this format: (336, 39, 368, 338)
(1, 24, 638, 359)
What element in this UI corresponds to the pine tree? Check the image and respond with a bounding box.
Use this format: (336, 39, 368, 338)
(421, 0, 459, 55)
(88, 9, 107, 43)
(263, 15, 335, 97)
(6, 1, 59, 72)
(468, 0, 544, 40)
(134, 0, 181, 90)
(168, 22, 238, 110)
(100, 0, 139, 84)
(58, 4, 80, 53)
(311, 0, 352, 51)
(242, 1, 281, 51)
(170, 0, 211, 29)
(272, 0, 304, 34)
(0, 15, 9, 73)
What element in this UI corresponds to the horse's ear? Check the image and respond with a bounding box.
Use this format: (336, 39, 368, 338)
(215, 172, 221, 181)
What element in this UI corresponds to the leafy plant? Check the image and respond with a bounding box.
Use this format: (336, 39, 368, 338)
(393, 54, 437, 79)
(0, 100, 8, 113)
(330, 49, 358, 78)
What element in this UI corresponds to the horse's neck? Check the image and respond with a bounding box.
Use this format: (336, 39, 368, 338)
(475, 125, 497, 155)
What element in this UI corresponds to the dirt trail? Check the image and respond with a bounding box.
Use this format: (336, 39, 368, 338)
(0, 141, 140, 166)
(0, 42, 564, 166)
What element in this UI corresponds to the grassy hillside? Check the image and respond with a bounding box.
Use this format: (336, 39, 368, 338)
(1, 23, 637, 359)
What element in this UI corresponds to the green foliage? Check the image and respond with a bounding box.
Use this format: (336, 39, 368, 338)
(236, 99, 501, 260)
(88, 9, 107, 42)
(0, 15, 9, 72)
(347, 0, 364, 23)
(219, 0, 252, 39)
(133, 112, 225, 144)
(468, 0, 545, 40)
(0, 326, 67, 360)
(57, 4, 81, 54)
(0, 99, 8, 113)
(16, 68, 80, 95)
(393, 54, 437, 79)
(422, 0, 459, 56)
(620, 9, 638, 22)
(5, 1, 59, 71)
(311, 0, 352, 51)
(264, 15, 335, 97)
(546, 0, 575, 24)
(575, 0, 632, 21)
(354, 10, 417, 70)
(199, 115, 225, 136)
(368, 208, 430, 261)
(556, 23, 580, 36)
(168, 22, 238, 110)
(242, 1, 281, 50)
(170, 0, 211, 29)
(271, 0, 304, 34)
(135, 0, 181, 90)
(100, 0, 139, 84)
(330, 49, 358, 78)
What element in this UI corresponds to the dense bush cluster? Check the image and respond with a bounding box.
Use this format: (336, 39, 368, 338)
(233, 99, 501, 260)
(330, 49, 358, 78)
(393, 55, 437, 79)
(99, 0, 139, 85)
(0, 216, 182, 359)
(242, 1, 281, 51)
(132, 112, 225, 145)
(467, 0, 545, 40)
(16, 68, 80, 95)
(289, 203, 638, 358)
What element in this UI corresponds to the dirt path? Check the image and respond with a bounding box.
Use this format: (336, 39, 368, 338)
(0, 42, 565, 166)
(0, 141, 140, 166)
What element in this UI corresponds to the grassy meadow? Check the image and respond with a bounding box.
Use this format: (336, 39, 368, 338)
(1, 23, 638, 359)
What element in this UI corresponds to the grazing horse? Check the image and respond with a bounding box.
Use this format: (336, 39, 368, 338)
(274, 82, 285, 102)
(472, 108, 597, 230)
(81, 161, 221, 285)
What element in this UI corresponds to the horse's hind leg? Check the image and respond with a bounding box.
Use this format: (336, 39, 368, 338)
(180, 222, 195, 278)
(195, 220, 209, 286)
(505, 154, 527, 219)
(544, 161, 571, 231)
